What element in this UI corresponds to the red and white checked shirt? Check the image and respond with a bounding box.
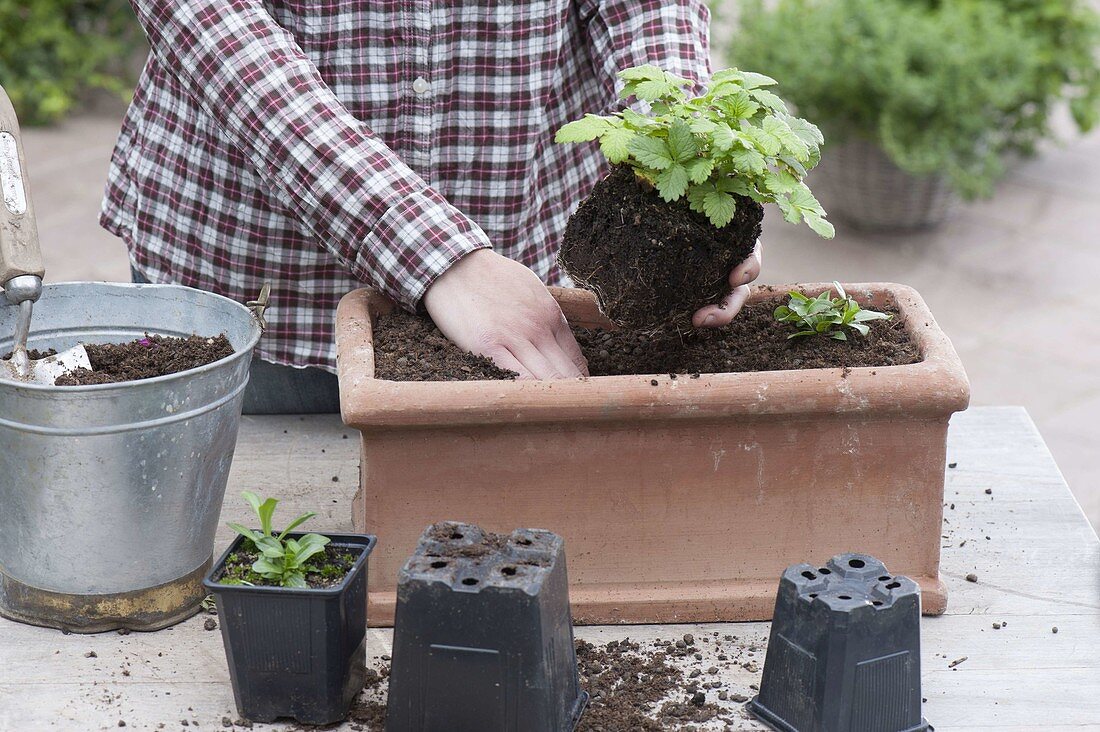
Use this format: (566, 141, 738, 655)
(101, 1, 711, 371)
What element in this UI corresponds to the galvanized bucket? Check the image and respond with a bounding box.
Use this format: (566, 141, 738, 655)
(0, 281, 263, 632)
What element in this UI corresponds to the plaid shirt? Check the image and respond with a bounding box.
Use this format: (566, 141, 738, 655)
(101, 0, 711, 371)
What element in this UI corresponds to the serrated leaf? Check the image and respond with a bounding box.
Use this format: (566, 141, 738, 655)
(726, 147, 768, 174)
(741, 72, 778, 89)
(764, 169, 800, 194)
(619, 64, 667, 82)
(634, 79, 677, 102)
(805, 213, 836, 239)
(555, 115, 613, 143)
(763, 116, 810, 162)
(741, 123, 782, 156)
(655, 164, 689, 201)
(689, 117, 718, 134)
(709, 68, 745, 85)
(628, 136, 673, 169)
(702, 190, 737, 227)
(749, 88, 788, 112)
(666, 120, 698, 162)
(784, 115, 825, 147)
(716, 92, 759, 121)
(685, 157, 714, 184)
(711, 123, 737, 152)
(600, 127, 635, 163)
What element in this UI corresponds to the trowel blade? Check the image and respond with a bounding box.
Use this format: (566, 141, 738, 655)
(0, 344, 91, 385)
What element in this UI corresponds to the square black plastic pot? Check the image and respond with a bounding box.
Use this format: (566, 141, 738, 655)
(203, 532, 377, 726)
(748, 553, 930, 732)
(386, 522, 588, 732)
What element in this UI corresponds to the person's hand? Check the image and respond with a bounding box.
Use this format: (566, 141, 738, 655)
(423, 249, 589, 379)
(692, 239, 763, 328)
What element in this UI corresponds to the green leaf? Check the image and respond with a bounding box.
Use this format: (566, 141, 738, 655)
(702, 190, 737, 227)
(256, 536, 284, 558)
(255, 498, 277, 537)
(726, 147, 767, 174)
(655, 164, 689, 201)
(253, 556, 283, 576)
(741, 123, 782, 156)
(554, 115, 612, 143)
(763, 116, 810, 162)
(619, 64, 667, 82)
(848, 323, 870, 336)
(741, 71, 778, 89)
(227, 523, 260, 545)
(804, 214, 835, 239)
(278, 511, 317, 541)
(831, 331, 848, 341)
(749, 88, 788, 112)
(666, 120, 698, 162)
(716, 92, 759, 121)
(628, 136, 674, 170)
(599, 127, 635, 163)
(685, 157, 714, 184)
(282, 572, 308, 589)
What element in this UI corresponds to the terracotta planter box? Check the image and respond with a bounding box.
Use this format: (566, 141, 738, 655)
(336, 283, 969, 626)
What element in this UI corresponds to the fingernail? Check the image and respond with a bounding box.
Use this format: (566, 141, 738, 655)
(702, 314, 716, 327)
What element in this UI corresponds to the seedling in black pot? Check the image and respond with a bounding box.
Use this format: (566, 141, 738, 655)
(386, 522, 588, 732)
(204, 492, 377, 725)
(749, 553, 930, 732)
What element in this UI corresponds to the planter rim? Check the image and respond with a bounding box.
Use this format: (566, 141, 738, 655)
(203, 532, 377, 597)
(336, 282, 970, 429)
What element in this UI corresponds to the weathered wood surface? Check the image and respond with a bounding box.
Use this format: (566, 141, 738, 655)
(0, 407, 1097, 730)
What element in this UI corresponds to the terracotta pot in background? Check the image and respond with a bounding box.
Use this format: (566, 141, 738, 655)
(336, 284, 969, 626)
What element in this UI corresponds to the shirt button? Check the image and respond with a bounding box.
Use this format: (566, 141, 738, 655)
(412, 77, 430, 94)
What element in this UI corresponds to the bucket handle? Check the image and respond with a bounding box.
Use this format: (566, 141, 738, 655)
(247, 283, 271, 331)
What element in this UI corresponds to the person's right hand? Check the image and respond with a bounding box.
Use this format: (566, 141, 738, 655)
(422, 249, 589, 379)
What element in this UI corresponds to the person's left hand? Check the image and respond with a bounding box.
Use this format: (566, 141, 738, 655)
(692, 239, 763, 328)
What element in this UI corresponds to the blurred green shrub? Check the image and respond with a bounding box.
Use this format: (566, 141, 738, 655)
(729, 0, 1100, 198)
(0, 0, 145, 125)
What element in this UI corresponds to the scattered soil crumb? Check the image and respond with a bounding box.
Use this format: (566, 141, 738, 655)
(965, 573, 978, 583)
(203, 618, 217, 631)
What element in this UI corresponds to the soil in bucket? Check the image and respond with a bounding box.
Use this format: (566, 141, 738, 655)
(558, 165, 763, 331)
(47, 334, 234, 386)
(371, 299, 918, 381)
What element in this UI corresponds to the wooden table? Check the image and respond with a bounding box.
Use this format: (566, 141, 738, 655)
(2, 407, 1097, 730)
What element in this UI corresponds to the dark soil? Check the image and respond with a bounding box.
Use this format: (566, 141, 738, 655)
(559, 165, 763, 331)
(52, 334, 234, 386)
(372, 299, 919, 381)
(425, 524, 510, 559)
(216, 544, 360, 589)
(1, 348, 56, 360)
(371, 312, 517, 381)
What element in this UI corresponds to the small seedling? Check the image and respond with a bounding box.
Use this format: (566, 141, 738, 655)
(773, 283, 890, 341)
(555, 64, 834, 237)
(226, 491, 330, 588)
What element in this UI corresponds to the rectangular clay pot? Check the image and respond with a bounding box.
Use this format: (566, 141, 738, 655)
(335, 284, 969, 626)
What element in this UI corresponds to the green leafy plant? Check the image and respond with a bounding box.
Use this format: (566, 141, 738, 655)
(555, 65, 834, 238)
(774, 283, 890, 341)
(0, 0, 145, 125)
(726, 0, 1083, 199)
(226, 491, 331, 588)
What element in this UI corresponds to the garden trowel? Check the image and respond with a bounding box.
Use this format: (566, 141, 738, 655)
(0, 84, 90, 384)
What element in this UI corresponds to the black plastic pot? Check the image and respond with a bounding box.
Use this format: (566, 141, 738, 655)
(386, 522, 588, 732)
(203, 532, 377, 725)
(748, 553, 930, 732)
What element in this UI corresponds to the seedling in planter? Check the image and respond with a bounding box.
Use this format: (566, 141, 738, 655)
(226, 491, 330, 588)
(555, 65, 834, 329)
(773, 283, 890, 341)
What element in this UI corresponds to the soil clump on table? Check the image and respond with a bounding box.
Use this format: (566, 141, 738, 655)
(51, 334, 234, 386)
(372, 300, 918, 381)
(216, 545, 360, 589)
(559, 165, 763, 331)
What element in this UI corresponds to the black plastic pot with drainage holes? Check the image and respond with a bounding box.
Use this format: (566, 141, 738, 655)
(386, 521, 588, 732)
(748, 552, 931, 732)
(203, 532, 377, 726)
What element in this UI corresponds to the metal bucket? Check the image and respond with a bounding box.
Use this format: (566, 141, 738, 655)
(0, 282, 262, 632)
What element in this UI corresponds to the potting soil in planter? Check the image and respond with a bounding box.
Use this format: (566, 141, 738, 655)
(49, 334, 234, 386)
(216, 545, 361, 588)
(372, 299, 919, 381)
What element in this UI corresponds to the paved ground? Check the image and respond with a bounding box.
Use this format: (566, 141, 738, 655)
(16, 110, 1100, 529)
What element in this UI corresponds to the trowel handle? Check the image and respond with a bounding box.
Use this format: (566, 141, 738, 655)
(0, 84, 45, 286)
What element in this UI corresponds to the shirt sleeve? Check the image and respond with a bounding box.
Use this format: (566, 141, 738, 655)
(578, 0, 713, 107)
(127, 0, 491, 310)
